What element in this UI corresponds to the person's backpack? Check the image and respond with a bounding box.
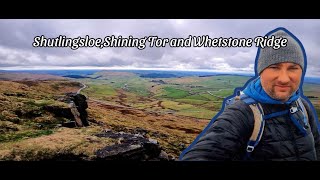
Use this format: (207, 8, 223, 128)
(224, 91, 309, 159)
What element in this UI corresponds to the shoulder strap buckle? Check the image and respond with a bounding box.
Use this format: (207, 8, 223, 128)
(246, 145, 255, 152)
(290, 106, 298, 114)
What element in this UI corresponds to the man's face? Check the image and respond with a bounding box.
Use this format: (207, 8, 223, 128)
(260, 62, 302, 102)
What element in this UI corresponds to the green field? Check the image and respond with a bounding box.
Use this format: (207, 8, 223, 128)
(82, 83, 117, 100)
(161, 87, 189, 99)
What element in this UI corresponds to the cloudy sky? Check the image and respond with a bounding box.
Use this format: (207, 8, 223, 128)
(0, 19, 319, 77)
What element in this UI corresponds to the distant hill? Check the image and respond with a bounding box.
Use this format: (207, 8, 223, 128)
(140, 73, 178, 78)
(63, 75, 88, 79)
(97, 71, 136, 77)
(3, 70, 100, 76)
(305, 77, 320, 84)
(0, 72, 66, 81)
(199, 73, 253, 77)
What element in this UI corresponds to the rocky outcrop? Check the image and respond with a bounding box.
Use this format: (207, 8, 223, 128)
(69, 94, 89, 126)
(3, 92, 27, 97)
(44, 93, 89, 127)
(14, 109, 42, 119)
(43, 106, 74, 120)
(95, 130, 169, 161)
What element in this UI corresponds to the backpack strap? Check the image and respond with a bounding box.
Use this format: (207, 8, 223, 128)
(245, 103, 265, 158)
(297, 98, 309, 126)
(227, 93, 266, 158)
(237, 95, 265, 159)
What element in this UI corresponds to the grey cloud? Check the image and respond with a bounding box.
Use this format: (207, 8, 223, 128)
(225, 49, 257, 68)
(0, 19, 319, 77)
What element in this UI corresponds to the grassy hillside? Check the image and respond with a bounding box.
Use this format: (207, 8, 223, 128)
(0, 80, 81, 141)
(0, 80, 114, 160)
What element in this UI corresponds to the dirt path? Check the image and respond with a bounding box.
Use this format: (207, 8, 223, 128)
(77, 82, 87, 94)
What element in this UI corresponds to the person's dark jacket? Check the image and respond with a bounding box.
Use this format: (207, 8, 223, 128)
(181, 98, 320, 161)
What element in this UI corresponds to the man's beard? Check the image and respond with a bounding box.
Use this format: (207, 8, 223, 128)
(267, 86, 296, 101)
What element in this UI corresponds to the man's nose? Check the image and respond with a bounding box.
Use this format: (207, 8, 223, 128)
(277, 69, 290, 84)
